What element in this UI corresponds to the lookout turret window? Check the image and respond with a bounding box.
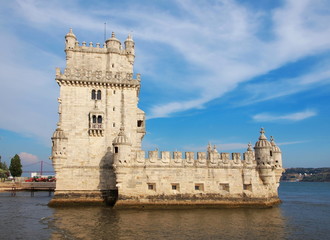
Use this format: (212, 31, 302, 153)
(137, 120, 143, 127)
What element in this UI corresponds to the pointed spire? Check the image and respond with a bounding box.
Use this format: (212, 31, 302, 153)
(259, 127, 267, 140)
(247, 142, 253, 151)
(207, 142, 212, 152)
(270, 136, 281, 152)
(65, 28, 76, 39)
(111, 32, 116, 38)
(125, 33, 133, 42)
(213, 145, 218, 153)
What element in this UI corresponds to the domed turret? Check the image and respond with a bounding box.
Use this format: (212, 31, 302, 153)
(254, 128, 272, 165)
(270, 136, 281, 153)
(254, 128, 274, 184)
(65, 28, 77, 49)
(113, 127, 132, 165)
(105, 32, 121, 50)
(270, 136, 284, 183)
(255, 128, 272, 148)
(51, 127, 68, 173)
(125, 34, 135, 64)
(113, 127, 131, 146)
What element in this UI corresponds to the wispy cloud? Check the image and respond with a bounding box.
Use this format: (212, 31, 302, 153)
(19, 152, 39, 164)
(278, 140, 309, 146)
(252, 109, 317, 122)
(1, 0, 330, 141)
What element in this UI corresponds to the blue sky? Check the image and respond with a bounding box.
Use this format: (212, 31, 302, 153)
(0, 0, 330, 174)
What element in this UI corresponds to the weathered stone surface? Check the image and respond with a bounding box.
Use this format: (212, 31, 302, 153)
(50, 29, 284, 208)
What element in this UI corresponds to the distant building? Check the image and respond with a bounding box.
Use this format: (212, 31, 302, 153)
(49, 29, 284, 208)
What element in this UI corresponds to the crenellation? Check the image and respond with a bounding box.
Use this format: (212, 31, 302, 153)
(50, 29, 283, 208)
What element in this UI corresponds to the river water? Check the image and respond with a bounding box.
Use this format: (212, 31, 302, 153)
(0, 182, 329, 240)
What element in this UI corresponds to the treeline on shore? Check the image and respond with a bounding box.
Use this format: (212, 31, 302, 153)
(281, 168, 330, 182)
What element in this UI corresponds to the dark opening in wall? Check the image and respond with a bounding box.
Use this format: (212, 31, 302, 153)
(148, 183, 156, 190)
(97, 116, 102, 123)
(114, 147, 118, 153)
(137, 120, 143, 127)
(91, 90, 96, 99)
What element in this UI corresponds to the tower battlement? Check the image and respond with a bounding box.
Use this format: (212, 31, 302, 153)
(49, 29, 283, 208)
(116, 149, 257, 168)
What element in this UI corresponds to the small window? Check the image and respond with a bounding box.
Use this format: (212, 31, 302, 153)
(219, 183, 230, 192)
(137, 120, 143, 127)
(112, 64, 115, 68)
(270, 151, 273, 156)
(113, 107, 115, 111)
(113, 90, 116, 94)
(114, 147, 118, 153)
(97, 90, 101, 100)
(171, 184, 179, 191)
(97, 116, 102, 124)
(91, 90, 96, 100)
(243, 184, 252, 191)
(195, 183, 204, 191)
(148, 183, 155, 191)
(92, 115, 97, 123)
(113, 123, 115, 127)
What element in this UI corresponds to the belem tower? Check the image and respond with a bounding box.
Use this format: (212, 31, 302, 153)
(49, 29, 284, 208)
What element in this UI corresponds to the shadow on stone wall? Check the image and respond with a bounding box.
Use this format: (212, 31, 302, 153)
(98, 147, 118, 206)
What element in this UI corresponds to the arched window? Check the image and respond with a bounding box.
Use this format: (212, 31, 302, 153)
(92, 115, 97, 123)
(91, 90, 96, 100)
(97, 115, 102, 123)
(97, 90, 101, 100)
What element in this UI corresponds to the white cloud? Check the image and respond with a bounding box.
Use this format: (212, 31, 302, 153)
(252, 110, 317, 122)
(19, 152, 39, 164)
(1, 0, 330, 140)
(278, 140, 309, 146)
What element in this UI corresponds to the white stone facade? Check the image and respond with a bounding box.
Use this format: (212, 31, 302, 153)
(50, 29, 283, 207)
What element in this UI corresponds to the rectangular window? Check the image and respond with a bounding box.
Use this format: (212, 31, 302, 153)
(219, 183, 230, 192)
(195, 183, 204, 191)
(171, 183, 179, 191)
(148, 183, 155, 191)
(243, 184, 252, 191)
(137, 120, 143, 127)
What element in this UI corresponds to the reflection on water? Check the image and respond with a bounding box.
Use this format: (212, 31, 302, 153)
(1, 183, 330, 239)
(49, 207, 286, 240)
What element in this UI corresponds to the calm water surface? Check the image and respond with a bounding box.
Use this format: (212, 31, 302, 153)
(1, 182, 330, 240)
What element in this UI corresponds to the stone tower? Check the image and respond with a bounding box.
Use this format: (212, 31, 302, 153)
(50, 29, 145, 205)
(50, 29, 283, 208)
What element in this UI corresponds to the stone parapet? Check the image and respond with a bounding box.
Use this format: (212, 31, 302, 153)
(124, 150, 257, 169)
(55, 68, 141, 87)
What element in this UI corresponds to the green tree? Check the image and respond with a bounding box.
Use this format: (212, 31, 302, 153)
(9, 154, 22, 177)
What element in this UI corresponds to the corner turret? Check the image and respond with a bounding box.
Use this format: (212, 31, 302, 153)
(50, 127, 67, 173)
(65, 28, 77, 50)
(254, 128, 274, 184)
(270, 136, 284, 183)
(112, 127, 132, 165)
(105, 32, 121, 51)
(124, 34, 135, 64)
